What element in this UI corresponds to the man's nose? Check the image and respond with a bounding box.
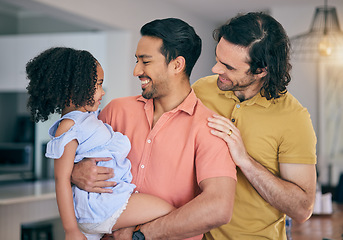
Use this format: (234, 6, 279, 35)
(133, 63, 143, 77)
(212, 62, 224, 74)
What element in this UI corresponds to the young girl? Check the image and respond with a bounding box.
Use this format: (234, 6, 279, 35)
(26, 47, 174, 240)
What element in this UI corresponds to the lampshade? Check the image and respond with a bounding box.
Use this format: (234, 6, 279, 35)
(290, 1, 343, 60)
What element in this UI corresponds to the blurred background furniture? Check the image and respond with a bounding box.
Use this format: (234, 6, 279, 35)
(291, 202, 343, 240)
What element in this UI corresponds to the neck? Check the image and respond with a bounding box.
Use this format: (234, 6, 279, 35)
(234, 79, 265, 102)
(234, 90, 258, 102)
(152, 79, 191, 127)
(154, 87, 191, 112)
(62, 105, 85, 116)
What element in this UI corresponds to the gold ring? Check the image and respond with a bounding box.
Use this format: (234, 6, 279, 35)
(228, 129, 233, 136)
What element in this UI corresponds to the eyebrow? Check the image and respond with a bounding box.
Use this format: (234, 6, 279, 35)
(215, 51, 236, 70)
(217, 57, 236, 70)
(135, 54, 153, 59)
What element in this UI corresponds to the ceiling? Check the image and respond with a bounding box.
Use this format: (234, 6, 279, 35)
(163, 0, 342, 24)
(0, 0, 342, 28)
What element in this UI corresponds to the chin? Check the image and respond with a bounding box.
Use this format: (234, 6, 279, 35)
(217, 81, 232, 91)
(142, 88, 156, 99)
(142, 93, 153, 99)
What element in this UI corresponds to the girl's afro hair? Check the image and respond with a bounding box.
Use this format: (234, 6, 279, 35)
(26, 47, 98, 122)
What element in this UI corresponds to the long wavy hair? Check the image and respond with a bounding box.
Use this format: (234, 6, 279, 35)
(26, 47, 98, 122)
(213, 12, 292, 99)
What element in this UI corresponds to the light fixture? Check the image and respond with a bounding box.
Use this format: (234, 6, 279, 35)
(290, 0, 343, 60)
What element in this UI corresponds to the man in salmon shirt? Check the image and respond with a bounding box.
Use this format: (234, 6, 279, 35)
(71, 18, 237, 240)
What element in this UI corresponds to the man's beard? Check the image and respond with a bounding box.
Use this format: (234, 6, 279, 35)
(142, 86, 156, 99)
(217, 76, 233, 91)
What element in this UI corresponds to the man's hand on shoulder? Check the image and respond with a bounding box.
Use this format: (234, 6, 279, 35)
(71, 157, 116, 193)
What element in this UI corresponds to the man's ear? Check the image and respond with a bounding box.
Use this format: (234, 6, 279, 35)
(256, 67, 267, 78)
(173, 56, 186, 74)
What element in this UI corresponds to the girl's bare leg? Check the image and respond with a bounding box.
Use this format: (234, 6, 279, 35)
(112, 193, 175, 230)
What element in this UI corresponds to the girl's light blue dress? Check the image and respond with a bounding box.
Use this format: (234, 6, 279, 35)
(45, 110, 136, 224)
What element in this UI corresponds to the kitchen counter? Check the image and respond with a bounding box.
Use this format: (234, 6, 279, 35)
(0, 179, 56, 205)
(0, 179, 60, 240)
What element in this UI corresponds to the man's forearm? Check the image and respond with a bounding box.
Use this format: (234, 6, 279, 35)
(240, 156, 316, 222)
(140, 177, 236, 239)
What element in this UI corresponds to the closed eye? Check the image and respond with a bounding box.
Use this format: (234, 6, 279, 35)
(215, 57, 235, 71)
(223, 63, 234, 70)
(135, 59, 150, 64)
(135, 54, 152, 65)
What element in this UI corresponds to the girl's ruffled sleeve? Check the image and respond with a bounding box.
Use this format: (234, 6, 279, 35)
(45, 125, 79, 160)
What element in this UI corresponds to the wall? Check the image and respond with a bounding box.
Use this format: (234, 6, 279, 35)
(272, 2, 343, 185)
(17, 14, 91, 33)
(27, 0, 218, 95)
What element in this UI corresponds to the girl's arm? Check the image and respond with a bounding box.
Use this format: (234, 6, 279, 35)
(54, 119, 86, 240)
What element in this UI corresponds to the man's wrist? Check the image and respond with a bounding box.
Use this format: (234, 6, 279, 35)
(132, 225, 145, 240)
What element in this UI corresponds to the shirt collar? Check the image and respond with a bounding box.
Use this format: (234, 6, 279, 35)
(137, 89, 198, 115)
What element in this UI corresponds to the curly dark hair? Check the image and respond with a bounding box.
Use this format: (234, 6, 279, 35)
(213, 12, 292, 100)
(26, 47, 98, 122)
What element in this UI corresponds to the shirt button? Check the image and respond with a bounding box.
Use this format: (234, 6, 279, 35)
(147, 139, 151, 143)
(232, 118, 235, 123)
(141, 165, 145, 168)
(236, 104, 240, 108)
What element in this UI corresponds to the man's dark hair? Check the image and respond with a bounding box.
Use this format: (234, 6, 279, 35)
(214, 12, 292, 99)
(140, 18, 202, 78)
(26, 47, 98, 122)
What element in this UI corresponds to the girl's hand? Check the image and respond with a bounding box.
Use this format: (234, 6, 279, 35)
(65, 230, 87, 240)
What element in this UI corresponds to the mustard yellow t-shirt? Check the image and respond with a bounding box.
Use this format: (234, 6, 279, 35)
(192, 75, 317, 240)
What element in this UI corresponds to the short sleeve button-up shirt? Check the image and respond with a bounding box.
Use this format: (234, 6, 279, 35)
(99, 90, 236, 208)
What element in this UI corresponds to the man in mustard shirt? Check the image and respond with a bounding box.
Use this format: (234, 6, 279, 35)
(192, 12, 317, 239)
